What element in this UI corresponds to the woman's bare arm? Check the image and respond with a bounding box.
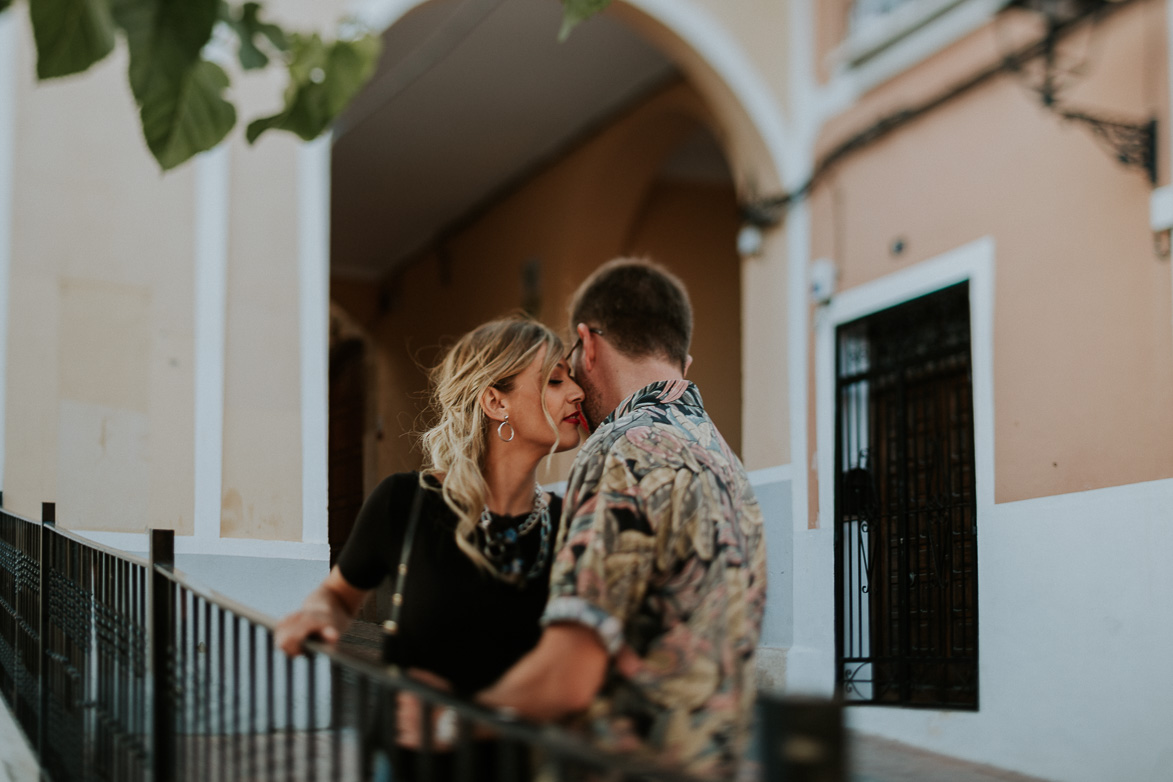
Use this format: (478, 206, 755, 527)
(274, 565, 369, 656)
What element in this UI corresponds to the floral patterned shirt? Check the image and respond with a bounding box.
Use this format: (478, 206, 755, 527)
(542, 380, 767, 779)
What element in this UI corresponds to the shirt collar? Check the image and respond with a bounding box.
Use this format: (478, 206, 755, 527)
(602, 379, 705, 426)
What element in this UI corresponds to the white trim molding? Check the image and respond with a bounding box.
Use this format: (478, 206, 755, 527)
(817, 0, 1009, 123)
(748, 464, 793, 487)
(0, 10, 16, 496)
(816, 236, 996, 524)
(299, 136, 331, 545)
(193, 144, 230, 541)
(793, 237, 996, 697)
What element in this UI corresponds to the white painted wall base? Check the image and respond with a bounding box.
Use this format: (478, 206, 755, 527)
(174, 553, 330, 621)
(844, 478, 1173, 782)
(75, 530, 329, 562)
(755, 646, 788, 695)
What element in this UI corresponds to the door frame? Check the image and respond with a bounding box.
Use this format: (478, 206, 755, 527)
(813, 236, 997, 702)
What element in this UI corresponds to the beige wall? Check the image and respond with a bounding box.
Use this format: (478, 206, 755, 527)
(7, 28, 196, 532)
(610, 3, 793, 470)
(625, 180, 743, 454)
(1, 0, 795, 543)
(220, 130, 304, 541)
(809, 2, 1173, 504)
(3, 0, 337, 539)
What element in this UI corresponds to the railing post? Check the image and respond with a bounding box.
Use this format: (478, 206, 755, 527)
(37, 502, 54, 764)
(758, 695, 846, 782)
(149, 529, 175, 782)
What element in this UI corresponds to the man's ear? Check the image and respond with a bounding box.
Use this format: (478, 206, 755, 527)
(683, 354, 693, 377)
(578, 323, 599, 371)
(480, 387, 508, 422)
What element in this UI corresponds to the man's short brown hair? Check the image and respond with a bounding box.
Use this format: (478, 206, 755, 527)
(569, 258, 692, 370)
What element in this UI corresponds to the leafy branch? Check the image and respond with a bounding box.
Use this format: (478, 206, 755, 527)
(11, 0, 612, 171)
(23, 0, 381, 171)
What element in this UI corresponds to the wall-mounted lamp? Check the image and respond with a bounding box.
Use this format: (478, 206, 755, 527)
(811, 258, 838, 305)
(737, 223, 765, 257)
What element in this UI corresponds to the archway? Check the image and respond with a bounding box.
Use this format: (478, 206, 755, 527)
(328, 0, 787, 484)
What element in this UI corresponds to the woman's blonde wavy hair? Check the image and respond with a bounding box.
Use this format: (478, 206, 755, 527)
(418, 315, 564, 576)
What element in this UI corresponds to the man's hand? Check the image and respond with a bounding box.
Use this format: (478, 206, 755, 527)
(396, 669, 455, 750)
(478, 623, 608, 722)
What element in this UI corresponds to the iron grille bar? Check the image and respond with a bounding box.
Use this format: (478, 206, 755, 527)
(834, 282, 978, 710)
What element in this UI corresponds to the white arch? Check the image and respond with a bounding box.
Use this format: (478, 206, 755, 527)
(348, 0, 789, 181)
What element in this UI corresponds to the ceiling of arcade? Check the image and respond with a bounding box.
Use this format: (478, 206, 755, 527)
(330, 0, 708, 279)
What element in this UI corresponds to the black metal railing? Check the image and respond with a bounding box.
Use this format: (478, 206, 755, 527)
(1, 500, 845, 781)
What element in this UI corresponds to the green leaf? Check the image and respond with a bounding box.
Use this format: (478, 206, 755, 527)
(29, 0, 117, 79)
(111, 0, 230, 169)
(246, 32, 380, 144)
(147, 59, 236, 170)
(221, 1, 288, 71)
(111, 0, 219, 97)
(558, 0, 611, 42)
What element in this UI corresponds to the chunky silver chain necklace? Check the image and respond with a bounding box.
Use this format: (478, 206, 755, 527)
(478, 485, 552, 582)
(478, 484, 546, 534)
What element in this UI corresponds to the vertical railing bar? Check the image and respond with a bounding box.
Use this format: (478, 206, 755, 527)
(192, 592, 202, 782)
(265, 631, 275, 782)
(149, 529, 175, 782)
(203, 598, 212, 782)
(118, 556, 127, 779)
(232, 614, 241, 780)
(308, 652, 318, 780)
(329, 662, 341, 781)
(355, 674, 369, 782)
(248, 620, 257, 782)
(177, 585, 187, 781)
(284, 653, 294, 781)
(116, 552, 123, 781)
(37, 502, 54, 761)
(217, 606, 226, 782)
(100, 551, 109, 774)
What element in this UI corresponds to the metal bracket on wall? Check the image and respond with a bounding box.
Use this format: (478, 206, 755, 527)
(1018, 0, 1158, 184)
(1055, 112, 1157, 185)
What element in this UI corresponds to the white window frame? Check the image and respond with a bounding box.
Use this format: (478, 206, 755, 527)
(842, 0, 970, 65)
(821, 0, 1011, 112)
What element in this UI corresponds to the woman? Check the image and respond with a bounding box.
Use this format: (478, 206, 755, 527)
(275, 315, 585, 775)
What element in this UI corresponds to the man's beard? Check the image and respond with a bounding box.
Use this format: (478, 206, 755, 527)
(576, 371, 608, 432)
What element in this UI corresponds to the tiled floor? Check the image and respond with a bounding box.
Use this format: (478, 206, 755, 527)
(0, 702, 37, 782)
(0, 698, 1052, 782)
(852, 735, 1051, 782)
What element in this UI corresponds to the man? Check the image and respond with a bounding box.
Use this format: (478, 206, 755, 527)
(479, 258, 767, 779)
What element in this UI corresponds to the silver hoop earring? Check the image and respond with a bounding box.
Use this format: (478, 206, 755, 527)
(497, 415, 515, 442)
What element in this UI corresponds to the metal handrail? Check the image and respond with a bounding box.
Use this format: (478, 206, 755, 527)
(1, 506, 846, 782)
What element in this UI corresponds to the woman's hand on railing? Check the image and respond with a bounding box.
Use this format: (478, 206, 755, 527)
(275, 566, 368, 656)
(274, 608, 344, 656)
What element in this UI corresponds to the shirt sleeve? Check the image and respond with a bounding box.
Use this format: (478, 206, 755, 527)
(335, 473, 411, 591)
(542, 450, 659, 656)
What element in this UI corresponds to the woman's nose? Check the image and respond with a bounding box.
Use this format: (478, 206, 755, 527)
(568, 379, 585, 403)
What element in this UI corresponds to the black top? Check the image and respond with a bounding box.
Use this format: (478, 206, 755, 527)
(336, 472, 563, 694)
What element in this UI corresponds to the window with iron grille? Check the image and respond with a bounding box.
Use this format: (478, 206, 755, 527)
(834, 282, 978, 709)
